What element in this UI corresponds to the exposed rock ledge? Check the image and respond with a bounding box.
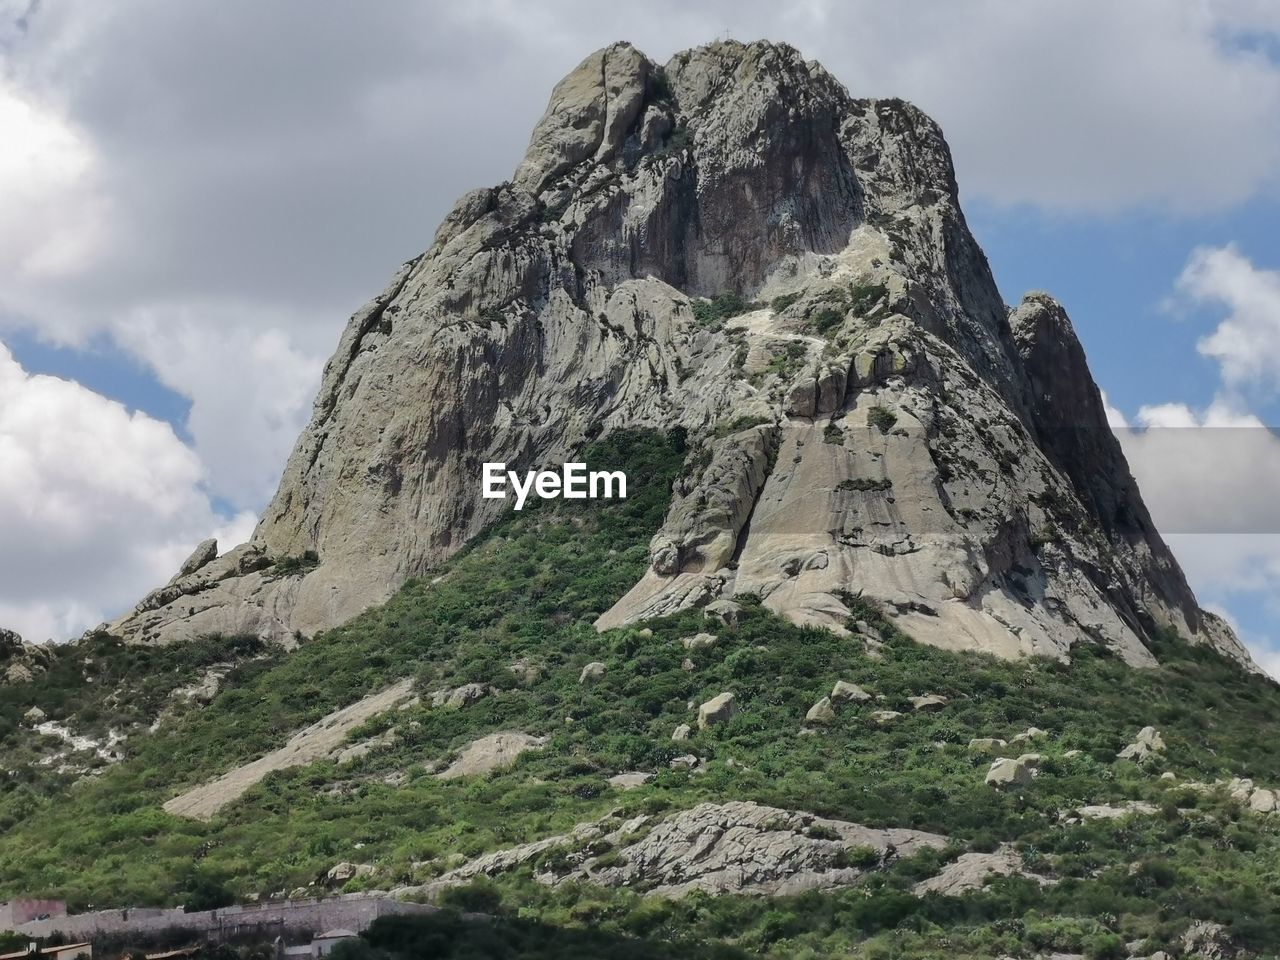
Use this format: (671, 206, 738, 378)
(392, 800, 1042, 900)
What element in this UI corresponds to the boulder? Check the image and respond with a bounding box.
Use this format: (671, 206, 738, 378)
(23, 705, 46, 724)
(431, 683, 489, 708)
(175, 538, 219, 579)
(869, 710, 902, 725)
(509, 658, 540, 685)
(1181, 920, 1236, 959)
(1016, 753, 1042, 768)
(1227, 777, 1255, 802)
(1249, 787, 1277, 813)
(908, 694, 948, 712)
(1074, 801, 1159, 820)
(669, 754, 701, 770)
(608, 771, 653, 790)
(985, 758, 1033, 788)
(1010, 727, 1047, 744)
(831, 680, 871, 703)
(326, 861, 374, 884)
(698, 692, 737, 728)
(681, 658, 695, 671)
(704, 600, 742, 626)
(805, 697, 836, 725)
(1117, 726, 1166, 762)
(579, 661, 607, 684)
(672, 723, 692, 742)
(680, 633, 718, 651)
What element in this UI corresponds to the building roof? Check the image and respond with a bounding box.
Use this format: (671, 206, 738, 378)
(315, 930, 357, 940)
(40, 945, 90, 955)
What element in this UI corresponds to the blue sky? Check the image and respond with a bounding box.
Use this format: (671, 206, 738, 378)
(2, 0, 1279, 671)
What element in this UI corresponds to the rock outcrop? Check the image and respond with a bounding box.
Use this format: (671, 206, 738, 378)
(435, 731, 545, 780)
(2, 629, 54, 684)
(103, 39, 1252, 674)
(394, 800, 948, 900)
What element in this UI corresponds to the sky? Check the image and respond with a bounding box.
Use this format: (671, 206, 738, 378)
(2, 0, 1280, 672)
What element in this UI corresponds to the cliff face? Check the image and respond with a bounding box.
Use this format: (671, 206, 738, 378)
(106, 40, 1253, 670)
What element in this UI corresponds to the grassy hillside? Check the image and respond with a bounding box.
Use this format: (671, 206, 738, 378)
(3, 429, 1280, 958)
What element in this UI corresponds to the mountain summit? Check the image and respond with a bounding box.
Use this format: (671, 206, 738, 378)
(108, 39, 1250, 670)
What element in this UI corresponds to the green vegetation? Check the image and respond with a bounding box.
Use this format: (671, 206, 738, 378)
(770, 292, 801, 314)
(848, 281, 888, 317)
(823, 422, 844, 445)
(4, 429, 1280, 957)
(868, 404, 898, 434)
(690, 293, 755, 330)
(759, 341, 807, 383)
(804, 282, 888, 337)
(810, 307, 845, 335)
(712, 415, 773, 438)
(273, 549, 320, 577)
(836, 477, 893, 492)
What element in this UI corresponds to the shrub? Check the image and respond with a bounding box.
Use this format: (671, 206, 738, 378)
(868, 405, 898, 434)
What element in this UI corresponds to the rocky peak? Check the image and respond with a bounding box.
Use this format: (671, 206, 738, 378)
(104, 40, 1253, 672)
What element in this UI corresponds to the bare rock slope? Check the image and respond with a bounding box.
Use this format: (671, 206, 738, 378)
(107, 40, 1251, 670)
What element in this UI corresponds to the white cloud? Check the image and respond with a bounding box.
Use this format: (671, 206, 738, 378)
(112, 304, 324, 507)
(0, 77, 106, 279)
(0, 340, 254, 642)
(794, 0, 1280, 213)
(1177, 244, 1280, 393)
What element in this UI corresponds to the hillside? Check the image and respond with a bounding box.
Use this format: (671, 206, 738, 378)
(5, 431, 1280, 958)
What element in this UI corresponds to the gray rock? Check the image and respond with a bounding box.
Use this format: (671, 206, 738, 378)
(436, 732, 545, 780)
(869, 710, 902, 725)
(1010, 727, 1047, 745)
(326, 861, 374, 884)
(908, 694, 948, 712)
(912, 844, 1048, 896)
(607, 771, 653, 790)
(1249, 787, 1277, 813)
(174, 538, 219, 580)
(431, 683, 490, 708)
(831, 680, 871, 703)
(1181, 920, 1235, 959)
(679, 633, 718, 651)
(698, 692, 737, 728)
(1074, 801, 1159, 820)
(1118, 726, 1166, 762)
(23, 705, 46, 723)
(985, 758, 1034, 788)
(704, 599, 743, 626)
(671, 723, 692, 742)
(393, 800, 948, 901)
(579, 662, 607, 684)
(805, 697, 836, 725)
